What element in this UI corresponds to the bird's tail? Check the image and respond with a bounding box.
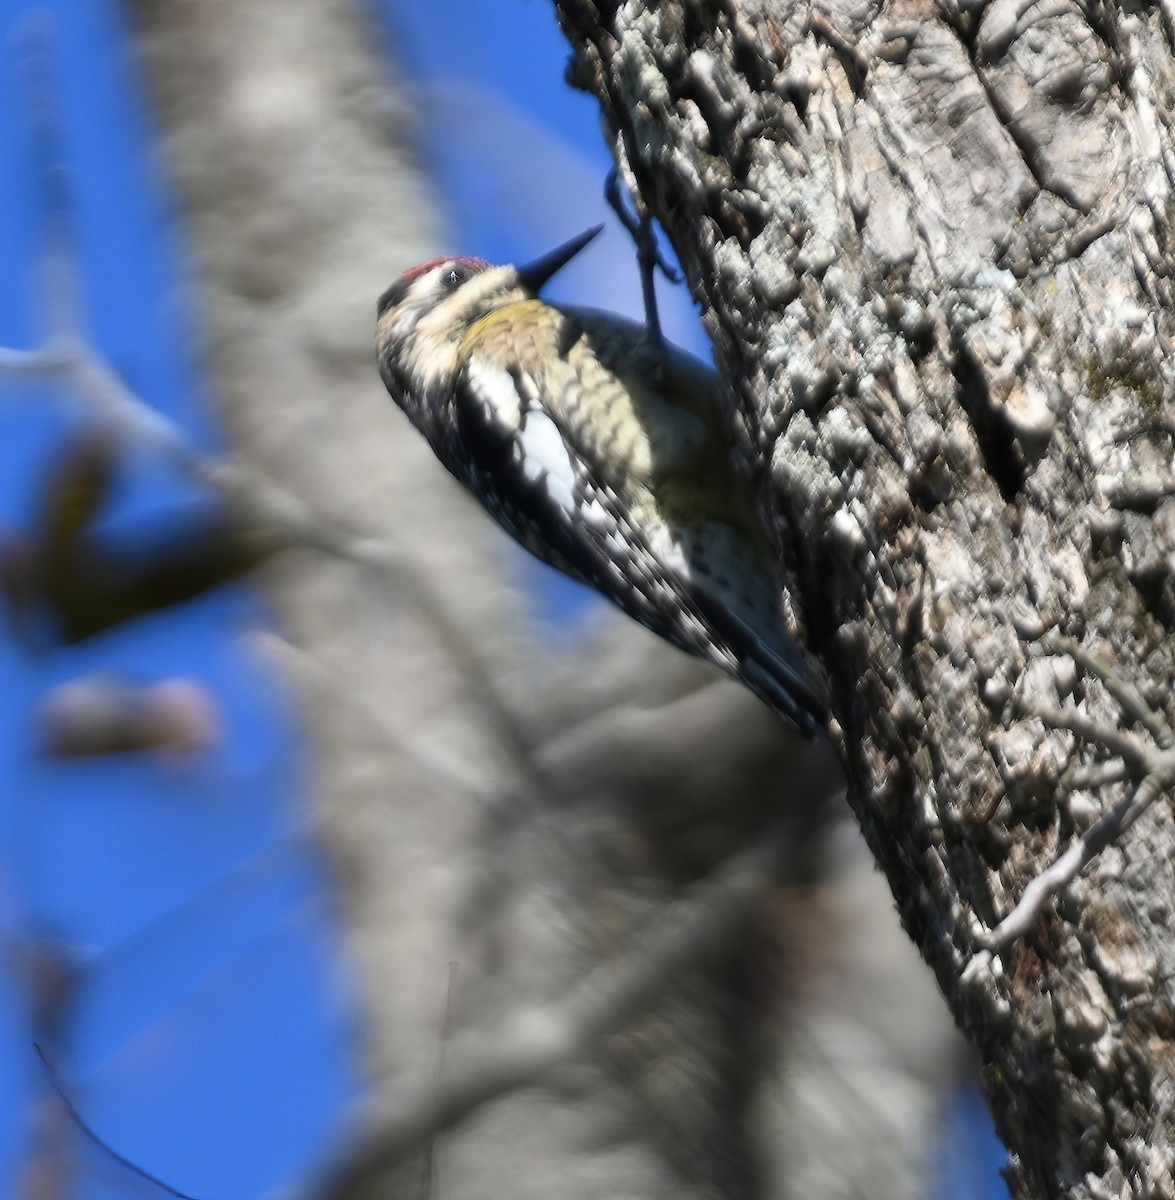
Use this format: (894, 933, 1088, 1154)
(740, 645, 829, 742)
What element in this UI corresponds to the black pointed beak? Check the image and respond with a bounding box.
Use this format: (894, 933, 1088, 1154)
(515, 224, 604, 294)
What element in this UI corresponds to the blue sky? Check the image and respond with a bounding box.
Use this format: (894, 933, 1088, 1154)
(0, 2, 1008, 1197)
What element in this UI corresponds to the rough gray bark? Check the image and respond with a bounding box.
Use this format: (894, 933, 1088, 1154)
(553, 1, 1175, 1196)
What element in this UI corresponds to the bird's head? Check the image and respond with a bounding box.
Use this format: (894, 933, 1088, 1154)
(375, 225, 603, 438)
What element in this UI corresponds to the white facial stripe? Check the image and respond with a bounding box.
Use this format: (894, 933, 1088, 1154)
(413, 265, 515, 341)
(406, 268, 449, 305)
(447, 265, 513, 308)
(518, 409, 576, 513)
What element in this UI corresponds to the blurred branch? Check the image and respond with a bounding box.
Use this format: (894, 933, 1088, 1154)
(38, 675, 219, 758)
(0, 333, 546, 790)
(1, 432, 294, 644)
(294, 829, 790, 1200)
(0, 38, 545, 798)
(253, 630, 491, 799)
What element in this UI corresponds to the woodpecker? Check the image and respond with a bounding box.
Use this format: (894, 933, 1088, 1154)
(375, 225, 826, 738)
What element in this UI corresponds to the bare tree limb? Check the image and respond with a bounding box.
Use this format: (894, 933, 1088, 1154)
(290, 828, 792, 1200)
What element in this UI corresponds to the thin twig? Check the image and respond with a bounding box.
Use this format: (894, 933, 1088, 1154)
(33, 1045, 201, 1200)
(1023, 701, 1149, 772)
(1063, 759, 1129, 790)
(977, 764, 1172, 952)
(1044, 634, 1171, 744)
(420, 962, 459, 1200)
(971, 646, 1175, 957)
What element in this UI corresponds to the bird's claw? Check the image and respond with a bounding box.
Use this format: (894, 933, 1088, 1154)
(605, 168, 680, 351)
(605, 168, 682, 284)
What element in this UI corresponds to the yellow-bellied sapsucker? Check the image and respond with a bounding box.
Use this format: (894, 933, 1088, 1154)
(375, 225, 826, 739)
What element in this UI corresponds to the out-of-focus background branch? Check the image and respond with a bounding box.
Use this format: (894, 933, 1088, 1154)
(0, 2, 994, 1198)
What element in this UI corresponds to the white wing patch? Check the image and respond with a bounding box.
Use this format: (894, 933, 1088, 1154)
(642, 524, 695, 585)
(466, 357, 522, 427)
(517, 409, 577, 514)
(580, 495, 610, 529)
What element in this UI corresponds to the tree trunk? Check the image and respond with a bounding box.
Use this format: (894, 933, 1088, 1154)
(554, 2, 1175, 1196)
